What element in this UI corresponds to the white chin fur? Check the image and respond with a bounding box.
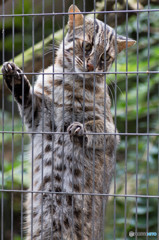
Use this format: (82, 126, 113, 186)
(75, 66, 94, 79)
(78, 73, 94, 79)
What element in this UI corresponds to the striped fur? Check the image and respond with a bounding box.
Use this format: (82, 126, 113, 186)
(2, 5, 135, 240)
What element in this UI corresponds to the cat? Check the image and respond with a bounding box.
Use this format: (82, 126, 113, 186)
(2, 5, 135, 240)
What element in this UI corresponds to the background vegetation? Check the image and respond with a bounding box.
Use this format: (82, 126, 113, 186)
(0, 0, 159, 239)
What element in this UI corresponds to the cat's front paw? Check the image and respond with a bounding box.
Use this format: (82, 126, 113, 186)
(2, 62, 24, 91)
(67, 122, 85, 136)
(67, 122, 88, 145)
(2, 62, 30, 104)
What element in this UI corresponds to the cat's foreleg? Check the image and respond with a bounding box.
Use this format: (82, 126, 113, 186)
(2, 62, 41, 130)
(85, 120, 119, 149)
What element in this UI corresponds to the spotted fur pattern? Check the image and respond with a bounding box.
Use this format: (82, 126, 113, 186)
(2, 5, 135, 240)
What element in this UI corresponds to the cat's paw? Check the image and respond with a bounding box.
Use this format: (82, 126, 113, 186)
(67, 122, 85, 136)
(2, 62, 30, 104)
(67, 122, 88, 145)
(2, 62, 24, 91)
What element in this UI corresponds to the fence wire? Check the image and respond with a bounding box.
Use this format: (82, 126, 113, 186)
(0, 0, 159, 239)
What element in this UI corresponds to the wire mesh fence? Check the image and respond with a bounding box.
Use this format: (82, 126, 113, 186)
(0, 0, 159, 239)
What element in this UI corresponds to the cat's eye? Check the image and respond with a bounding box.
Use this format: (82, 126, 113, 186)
(82, 42, 92, 54)
(101, 53, 111, 62)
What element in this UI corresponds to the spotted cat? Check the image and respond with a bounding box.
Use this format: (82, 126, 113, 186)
(2, 5, 135, 240)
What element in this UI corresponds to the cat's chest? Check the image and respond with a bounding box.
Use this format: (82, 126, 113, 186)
(42, 78, 105, 129)
(53, 93, 104, 126)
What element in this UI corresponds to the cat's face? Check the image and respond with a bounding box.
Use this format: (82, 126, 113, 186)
(56, 5, 136, 79)
(64, 19, 115, 78)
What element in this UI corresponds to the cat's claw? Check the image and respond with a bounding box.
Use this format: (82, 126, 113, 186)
(4, 62, 12, 72)
(2, 62, 22, 78)
(2, 62, 30, 105)
(67, 122, 85, 137)
(2, 62, 25, 91)
(67, 122, 88, 144)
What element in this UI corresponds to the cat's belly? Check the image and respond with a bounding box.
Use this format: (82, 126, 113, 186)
(26, 131, 114, 239)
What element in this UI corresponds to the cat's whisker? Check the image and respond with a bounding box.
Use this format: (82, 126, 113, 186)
(75, 59, 83, 68)
(44, 47, 59, 56)
(44, 50, 54, 56)
(48, 39, 61, 48)
(75, 55, 83, 64)
(45, 44, 59, 50)
(75, 56, 85, 69)
(110, 80, 124, 97)
(107, 84, 115, 107)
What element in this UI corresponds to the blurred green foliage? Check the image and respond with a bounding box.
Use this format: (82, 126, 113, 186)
(0, 2, 159, 240)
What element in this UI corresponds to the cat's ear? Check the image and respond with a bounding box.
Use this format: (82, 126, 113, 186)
(117, 36, 136, 53)
(68, 5, 83, 30)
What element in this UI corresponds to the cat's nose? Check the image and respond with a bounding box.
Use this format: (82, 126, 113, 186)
(87, 63, 94, 71)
